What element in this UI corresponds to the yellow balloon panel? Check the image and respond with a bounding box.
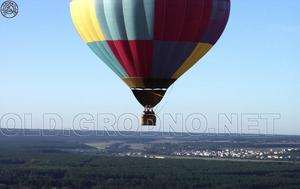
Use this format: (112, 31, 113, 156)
(172, 43, 213, 79)
(70, 0, 105, 43)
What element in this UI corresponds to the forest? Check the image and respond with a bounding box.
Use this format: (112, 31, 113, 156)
(0, 134, 299, 189)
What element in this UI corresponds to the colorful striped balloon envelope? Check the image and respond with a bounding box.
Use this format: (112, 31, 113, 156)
(70, 0, 231, 125)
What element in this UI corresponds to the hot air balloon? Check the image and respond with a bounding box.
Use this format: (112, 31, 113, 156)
(70, 0, 230, 125)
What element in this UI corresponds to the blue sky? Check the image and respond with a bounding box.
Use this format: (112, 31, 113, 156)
(0, 0, 299, 134)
